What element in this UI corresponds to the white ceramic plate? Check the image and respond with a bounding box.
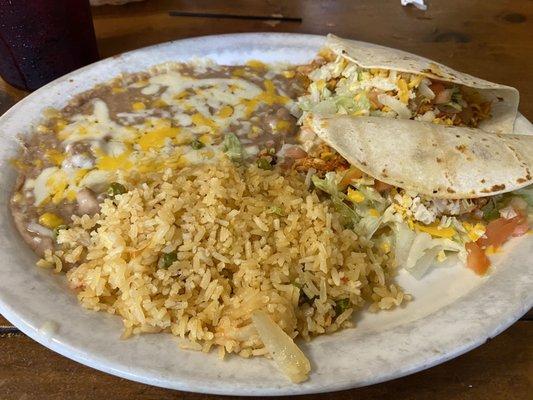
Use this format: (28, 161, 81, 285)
(0, 33, 531, 396)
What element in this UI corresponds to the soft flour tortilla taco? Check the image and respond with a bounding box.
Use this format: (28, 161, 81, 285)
(298, 34, 519, 134)
(307, 115, 533, 199)
(287, 37, 530, 278)
(292, 114, 533, 278)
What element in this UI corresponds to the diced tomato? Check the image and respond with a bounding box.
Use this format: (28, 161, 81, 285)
(374, 180, 394, 193)
(434, 89, 453, 104)
(429, 82, 446, 97)
(339, 168, 364, 188)
(368, 89, 383, 109)
(466, 210, 529, 276)
(477, 213, 527, 249)
(465, 241, 490, 275)
(284, 146, 308, 160)
(512, 221, 530, 237)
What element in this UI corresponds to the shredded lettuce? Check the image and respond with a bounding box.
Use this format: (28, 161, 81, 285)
(312, 99, 337, 115)
(332, 198, 360, 229)
(312, 174, 388, 237)
(339, 93, 371, 115)
(358, 215, 382, 238)
(311, 173, 340, 197)
(312, 173, 360, 229)
(514, 185, 533, 207)
(353, 184, 386, 206)
(393, 222, 416, 268)
(480, 190, 531, 221)
(480, 198, 501, 221)
(377, 94, 411, 119)
(222, 133, 246, 162)
(398, 228, 464, 279)
(310, 93, 371, 116)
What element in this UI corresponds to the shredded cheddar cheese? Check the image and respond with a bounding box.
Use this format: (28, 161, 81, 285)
(347, 188, 365, 203)
(38, 213, 64, 229)
(414, 222, 456, 239)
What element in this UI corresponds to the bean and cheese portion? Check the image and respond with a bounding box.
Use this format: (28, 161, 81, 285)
(11, 60, 305, 256)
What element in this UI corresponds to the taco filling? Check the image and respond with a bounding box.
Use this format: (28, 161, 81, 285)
(297, 49, 492, 129)
(296, 161, 532, 278)
(283, 39, 531, 278)
(284, 132, 532, 278)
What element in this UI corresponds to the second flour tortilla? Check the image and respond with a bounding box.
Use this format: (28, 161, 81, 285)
(325, 34, 519, 134)
(308, 114, 533, 199)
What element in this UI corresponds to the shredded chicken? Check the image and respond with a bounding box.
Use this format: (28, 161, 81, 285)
(293, 143, 350, 175)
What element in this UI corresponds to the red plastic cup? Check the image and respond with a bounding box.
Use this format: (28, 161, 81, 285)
(0, 0, 99, 91)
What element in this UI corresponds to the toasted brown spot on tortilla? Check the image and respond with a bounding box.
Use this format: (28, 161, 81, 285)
(481, 179, 486, 183)
(446, 188, 456, 193)
(456, 144, 466, 152)
(490, 184, 506, 192)
(436, 157, 442, 163)
(517, 177, 526, 183)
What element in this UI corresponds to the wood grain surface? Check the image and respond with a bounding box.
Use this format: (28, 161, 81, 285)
(0, 0, 531, 398)
(0, 323, 530, 400)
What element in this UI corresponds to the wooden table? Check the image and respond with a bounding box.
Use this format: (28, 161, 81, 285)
(1, 1, 532, 398)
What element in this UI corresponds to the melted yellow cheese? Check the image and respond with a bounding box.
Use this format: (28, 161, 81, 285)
(347, 188, 365, 203)
(132, 102, 146, 111)
(33, 167, 58, 205)
(397, 78, 409, 104)
(138, 126, 180, 151)
(96, 147, 133, 171)
(414, 223, 456, 239)
(217, 105, 234, 118)
(462, 222, 486, 242)
(31, 64, 295, 206)
(46, 149, 66, 166)
(191, 113, 217, 131)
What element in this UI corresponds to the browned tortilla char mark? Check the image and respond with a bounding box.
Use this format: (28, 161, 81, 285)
(481, 184, 506, 193)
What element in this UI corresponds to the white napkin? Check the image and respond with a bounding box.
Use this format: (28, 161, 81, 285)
(401, 0, 427, 10)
